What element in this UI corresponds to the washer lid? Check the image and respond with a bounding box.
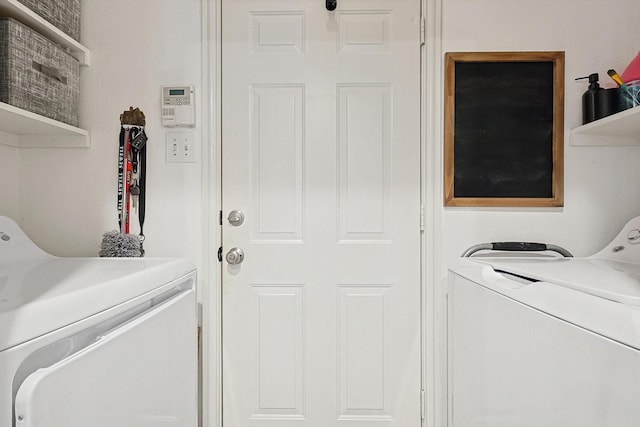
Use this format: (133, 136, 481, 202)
(0, 256, 196, 352)
(474, 257, 640, 306)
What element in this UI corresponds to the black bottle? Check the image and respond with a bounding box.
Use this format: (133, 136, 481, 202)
(577, 73, 622, 124)
(579, 73, 602, 124)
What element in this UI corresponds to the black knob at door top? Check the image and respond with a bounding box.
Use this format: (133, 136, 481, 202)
(326, 0, 337, 11)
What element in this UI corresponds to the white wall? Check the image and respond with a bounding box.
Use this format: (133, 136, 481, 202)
(17, 0, 204, 272)
(0, 143, 20, 220)
(439, 0, 640, 273)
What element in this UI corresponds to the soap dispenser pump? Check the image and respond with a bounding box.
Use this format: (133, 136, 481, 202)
(576, 73, 602, 124)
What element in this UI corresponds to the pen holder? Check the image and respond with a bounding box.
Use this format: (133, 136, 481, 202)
(597, 88, 622, 119)
(619, 79, 640, 110)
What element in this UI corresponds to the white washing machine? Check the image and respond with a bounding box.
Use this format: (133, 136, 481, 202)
(448, 217, 640, 427)
(0, 216, 198, 427)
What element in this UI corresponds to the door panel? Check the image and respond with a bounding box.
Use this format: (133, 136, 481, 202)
(249, 285, 305, 419)
(250, 85, 305, 242)
(222, 1, 421, 425)
(337, 84, 392, 241)
(337, 285, 393, 420)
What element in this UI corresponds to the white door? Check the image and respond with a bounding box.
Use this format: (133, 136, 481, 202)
(222, 1, 422, 426)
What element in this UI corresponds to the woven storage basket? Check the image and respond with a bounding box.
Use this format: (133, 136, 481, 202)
(0, 18, 79, 127)
(16, 0, 81, 41)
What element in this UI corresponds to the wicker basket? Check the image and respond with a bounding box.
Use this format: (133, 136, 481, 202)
(0, 18, 79, 127)
(16, 0, 81, 41)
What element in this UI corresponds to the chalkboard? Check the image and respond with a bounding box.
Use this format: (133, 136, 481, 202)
(444, 52, 564, 207)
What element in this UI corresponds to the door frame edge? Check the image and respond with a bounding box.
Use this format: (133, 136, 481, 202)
(201, 0, 223, 426)
(421, 0, 445, 427)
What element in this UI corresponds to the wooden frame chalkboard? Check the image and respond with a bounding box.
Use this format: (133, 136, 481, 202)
(444, 51, 564, 207)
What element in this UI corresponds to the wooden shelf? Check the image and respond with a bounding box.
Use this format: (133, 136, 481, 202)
(571, 106, 640, 146)
(0, 102, 89, 148)
(0, 0, 90, 65)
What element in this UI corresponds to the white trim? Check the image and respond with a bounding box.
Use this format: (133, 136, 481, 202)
(202, 1, 443, 426)
(421, 0, 445, 427)
(201, 0, 222, 426)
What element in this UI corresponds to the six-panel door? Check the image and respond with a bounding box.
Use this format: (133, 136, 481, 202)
(222, 1, 422, 425)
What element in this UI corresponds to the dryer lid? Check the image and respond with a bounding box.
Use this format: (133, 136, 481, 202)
(0, 257, 196, 352)
(0, 216, 196, 352)
(475, 257, 640, 306)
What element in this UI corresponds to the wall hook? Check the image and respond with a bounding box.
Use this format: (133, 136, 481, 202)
(326, 0, 337, 11)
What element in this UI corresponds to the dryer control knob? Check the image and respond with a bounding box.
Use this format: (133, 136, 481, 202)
(627, 229, 640, 243)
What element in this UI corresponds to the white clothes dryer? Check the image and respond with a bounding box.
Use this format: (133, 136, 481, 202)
(0, 216, 198, 427)
(448, 216, 640, 427)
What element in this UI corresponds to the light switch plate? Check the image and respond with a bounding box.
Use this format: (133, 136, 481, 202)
(165, 132, 196, 163)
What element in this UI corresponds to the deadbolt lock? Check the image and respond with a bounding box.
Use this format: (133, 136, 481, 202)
(228, 210, 245, 226)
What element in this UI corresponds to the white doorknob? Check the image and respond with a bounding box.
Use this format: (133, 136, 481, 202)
(226, 247, 245, 265)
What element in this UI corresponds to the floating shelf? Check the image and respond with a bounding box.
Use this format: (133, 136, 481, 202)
(0, 102, 89, 148)
(0, 0, 90, 65)
(571, 106, 640, 146)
